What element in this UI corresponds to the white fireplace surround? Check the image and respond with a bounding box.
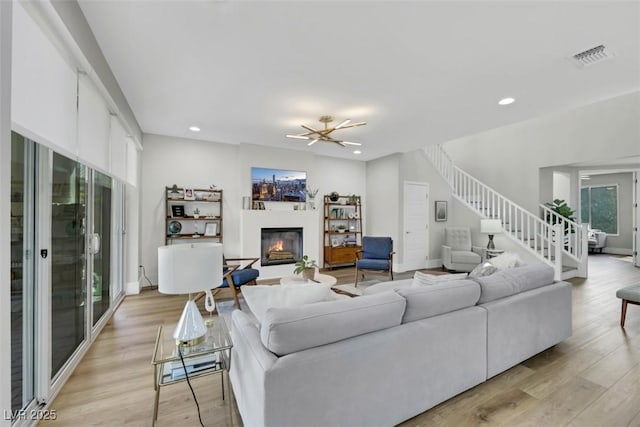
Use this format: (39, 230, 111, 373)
(240, 210, 320, 280)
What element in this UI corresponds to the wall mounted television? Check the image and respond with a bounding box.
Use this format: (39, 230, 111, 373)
(252, 167, 306, 202)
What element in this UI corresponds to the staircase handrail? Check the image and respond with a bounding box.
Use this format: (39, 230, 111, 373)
(539, 203, 585, 262)
(424, 144, 588, 278)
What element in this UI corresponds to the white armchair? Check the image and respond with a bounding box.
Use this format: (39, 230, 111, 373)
(588, 230, 607, 253)
(441, 227, 483, 272)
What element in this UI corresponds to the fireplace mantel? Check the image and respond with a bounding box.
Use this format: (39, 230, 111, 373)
(240, 210, 320, 279)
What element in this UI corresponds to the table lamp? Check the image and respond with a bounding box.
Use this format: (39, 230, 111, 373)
(480, 219, 502, 250)
(158, 242, 223, 346)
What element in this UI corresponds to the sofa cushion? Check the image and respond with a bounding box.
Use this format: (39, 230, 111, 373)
(260, 292, 406, 356)
(362, 278, 413, 295)
(475, 263, 555, 304)
(411, 271, 468, 287)
(396, 279, 481, 323)
(242, 283, 332, 325)
(451, 250, 481, 264)
(469, 262, 498, 278)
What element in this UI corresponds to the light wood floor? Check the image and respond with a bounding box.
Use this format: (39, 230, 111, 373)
(40, 255, 640, 426)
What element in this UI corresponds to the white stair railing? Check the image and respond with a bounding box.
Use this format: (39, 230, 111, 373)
(539, 204, 587, 263)
(424, 145, 588, 278)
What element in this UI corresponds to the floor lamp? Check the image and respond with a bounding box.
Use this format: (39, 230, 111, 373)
(158, 242, 223, 346)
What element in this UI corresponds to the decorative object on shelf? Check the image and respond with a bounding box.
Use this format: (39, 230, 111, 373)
(195, 192, 204, 201)
(184, 188, 195, 201)
(285, 115, 366, 147)
(293, 255, 319, 281)
(169, 184, 181, 200)
(193, 208, 200, 219)
(435, 200, 448, 222)
(329, 191, 340, 202)
(242, 196, 251, 210)
(171, 205, 185, 218)
(204, 222, 218, 236)
(306, 186, 319, 210)
(168, 221, 182, 236)
(349, 194, 359, 205)
(157, 243, 223, 346)
(331, 238, 342, 248)
(480, 219, 502, 250)
(337, 225, 346, 233)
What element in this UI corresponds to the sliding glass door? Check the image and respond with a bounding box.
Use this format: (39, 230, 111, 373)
(10, 132, 35, 412)
(91, 171, 112, 326)
(10, 131, 122, 418)
(50, 152, 88, 378)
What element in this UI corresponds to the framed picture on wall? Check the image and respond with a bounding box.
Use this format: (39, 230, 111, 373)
(204, 222, 218, 236)
(171, 205, 185, 218)
(435, 201, 448, 222)
(184, 188, 195, 200)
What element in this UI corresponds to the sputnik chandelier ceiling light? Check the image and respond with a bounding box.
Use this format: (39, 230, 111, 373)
(286, 115, 366, 147)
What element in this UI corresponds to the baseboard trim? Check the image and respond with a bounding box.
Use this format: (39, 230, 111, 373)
(601, 247, 633, 256)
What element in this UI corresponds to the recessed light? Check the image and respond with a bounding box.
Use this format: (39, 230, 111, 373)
(498, 97, 515, 106)
(353, 150, 362, 154)
(189, 126, 201, 132)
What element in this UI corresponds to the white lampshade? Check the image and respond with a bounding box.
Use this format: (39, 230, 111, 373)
(480, 219, 502, 234)
(158, 243, 224, 295)
(157, 243, 224, 345)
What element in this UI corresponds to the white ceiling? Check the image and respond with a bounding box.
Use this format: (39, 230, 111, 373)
(78, 1, 640, 161)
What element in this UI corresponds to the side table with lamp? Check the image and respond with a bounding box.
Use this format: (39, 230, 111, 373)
(153, 243, 232, 424)
(480, 219, 504, 262)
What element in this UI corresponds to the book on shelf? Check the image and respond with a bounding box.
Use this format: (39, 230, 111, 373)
(163, 353, 220, 381)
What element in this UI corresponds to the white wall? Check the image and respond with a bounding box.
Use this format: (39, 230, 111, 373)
(365, 154, 401, 268)
(141, 135, 366, 284)
(553, 171, 571, 204)
(0, 1, 12, 424)
(445, 92, 640, 214)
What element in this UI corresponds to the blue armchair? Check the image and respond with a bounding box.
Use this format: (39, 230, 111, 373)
(220, 256, 259, 309)
(198, 256, 259, 309)
(354, 237, 394, 286)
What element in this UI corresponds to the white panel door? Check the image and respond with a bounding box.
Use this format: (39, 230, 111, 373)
(403, 182, 429, 271)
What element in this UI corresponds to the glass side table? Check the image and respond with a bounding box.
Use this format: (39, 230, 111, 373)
(151, 317, 232, 424)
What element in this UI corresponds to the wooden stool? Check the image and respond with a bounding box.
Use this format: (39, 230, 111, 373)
(616, 285, 640, 327)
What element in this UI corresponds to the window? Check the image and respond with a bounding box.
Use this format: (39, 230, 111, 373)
(581, 185, 618, 234)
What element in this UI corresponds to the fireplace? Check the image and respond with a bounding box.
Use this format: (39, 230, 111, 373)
(261, 227, 303, 266)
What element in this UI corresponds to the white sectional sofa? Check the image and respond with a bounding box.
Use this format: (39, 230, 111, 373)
(229, 264, 572, 427)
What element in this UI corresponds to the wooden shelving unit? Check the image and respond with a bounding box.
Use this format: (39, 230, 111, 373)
(165, 187, 223, 245)
(323, 194, 362, 269)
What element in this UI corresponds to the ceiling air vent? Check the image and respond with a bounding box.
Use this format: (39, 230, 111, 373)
(571, 45, 613, 67)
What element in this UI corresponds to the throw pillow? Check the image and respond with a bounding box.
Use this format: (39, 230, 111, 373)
(469, 262, 498, 278)
(488, 252, 523, 270)
(241, 283, 332, 325)
(411, 271, 468, 287)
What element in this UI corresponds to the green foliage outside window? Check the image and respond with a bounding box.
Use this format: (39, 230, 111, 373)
(581, 185, 618, 234)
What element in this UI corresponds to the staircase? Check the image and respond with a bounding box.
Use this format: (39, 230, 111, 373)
(424, 145, 588, 280)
